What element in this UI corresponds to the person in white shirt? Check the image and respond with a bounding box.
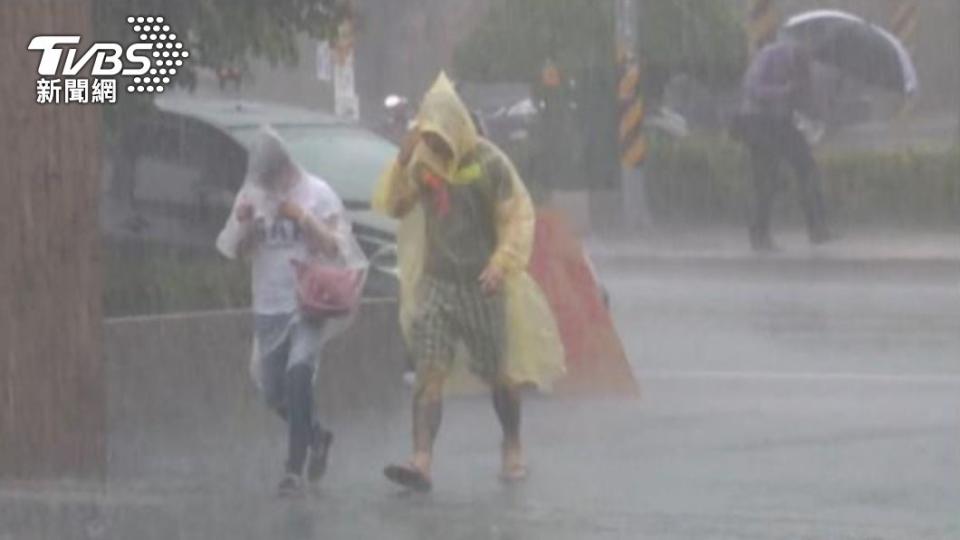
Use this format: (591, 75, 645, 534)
(217, 126, 365, 497)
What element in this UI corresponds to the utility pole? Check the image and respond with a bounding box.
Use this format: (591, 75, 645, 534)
(615, 0, 637, 51)
(0, 0, 105, 481)
(615, 0, 652, 231)
(332, 3, 359, 121)
(956, 0, 960, 143)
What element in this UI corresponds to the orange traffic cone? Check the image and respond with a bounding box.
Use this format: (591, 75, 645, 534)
(529, 208, 639, 397)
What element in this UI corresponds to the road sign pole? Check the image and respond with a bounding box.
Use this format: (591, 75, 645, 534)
(615, 0, 652, 231)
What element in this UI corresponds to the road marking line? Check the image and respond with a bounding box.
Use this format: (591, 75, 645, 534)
(642, 370, 960, 384)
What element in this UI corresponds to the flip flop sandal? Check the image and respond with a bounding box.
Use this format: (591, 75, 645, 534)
(499, 462, 529, 484)
(384, 463, 432, 492)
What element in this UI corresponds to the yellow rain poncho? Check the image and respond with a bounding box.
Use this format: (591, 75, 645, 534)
(373, 73, 565, 391)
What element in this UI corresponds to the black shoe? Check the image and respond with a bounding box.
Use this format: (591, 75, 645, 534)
(277, 474, 305, 498)
(306, 426, 334, 483)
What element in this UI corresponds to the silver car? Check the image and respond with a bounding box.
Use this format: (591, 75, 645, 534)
(102, 96, 399, 298)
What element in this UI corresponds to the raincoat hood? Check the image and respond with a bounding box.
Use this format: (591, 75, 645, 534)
(411, 73, 479, 180)
(372, 72, 566, 392)
(217, 125, 367, 273)
(244, 126, 304, 194)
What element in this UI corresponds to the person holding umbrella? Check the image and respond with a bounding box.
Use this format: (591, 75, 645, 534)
(735, 33, 836, 252)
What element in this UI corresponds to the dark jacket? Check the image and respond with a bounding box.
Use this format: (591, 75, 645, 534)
(742, 40, 815, 118)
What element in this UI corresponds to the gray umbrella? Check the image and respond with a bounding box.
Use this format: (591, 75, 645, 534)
(782, 10, 918, 96)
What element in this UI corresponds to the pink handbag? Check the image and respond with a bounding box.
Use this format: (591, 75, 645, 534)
(291, 259, 365, 318)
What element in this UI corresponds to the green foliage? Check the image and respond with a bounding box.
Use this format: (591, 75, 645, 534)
(645, 134, 960, 228)
(644, 134, 748, 223)
(104, 244, 249, 317)
(93, 0, 348, 80)
(636, 0, 748, 98)
(93, 0, 349, 136)
(821, 146, 960, 228)
(453, 0, 746, 97)
(453, 0, 615, 83)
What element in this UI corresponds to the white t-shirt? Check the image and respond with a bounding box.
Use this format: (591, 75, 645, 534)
(244, 175, 344, 315)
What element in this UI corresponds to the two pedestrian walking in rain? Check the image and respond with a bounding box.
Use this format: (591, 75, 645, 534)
(215, 74, 562, 497)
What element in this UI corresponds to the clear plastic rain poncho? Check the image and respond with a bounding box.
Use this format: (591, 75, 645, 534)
(373, 73, 565, 391)
(217, 126, 368, 387)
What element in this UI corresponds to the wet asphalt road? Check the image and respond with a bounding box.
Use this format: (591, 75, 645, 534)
(4, 258, 960, 539)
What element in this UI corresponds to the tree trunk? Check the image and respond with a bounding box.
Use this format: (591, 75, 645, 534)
(0, 0, 104, 480)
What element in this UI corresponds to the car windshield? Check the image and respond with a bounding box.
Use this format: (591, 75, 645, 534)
(231, 124, 397, 206)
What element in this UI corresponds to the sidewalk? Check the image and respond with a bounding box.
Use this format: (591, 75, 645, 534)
(586, 226, 959, 279)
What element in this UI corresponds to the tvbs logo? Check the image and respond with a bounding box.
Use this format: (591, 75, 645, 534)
(28, 15, 189, 105)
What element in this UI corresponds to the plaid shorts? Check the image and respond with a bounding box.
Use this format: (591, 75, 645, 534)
(409, 274, 506, 383)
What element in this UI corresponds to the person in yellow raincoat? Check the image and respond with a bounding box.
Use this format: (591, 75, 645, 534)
(373, 73, 564, 491)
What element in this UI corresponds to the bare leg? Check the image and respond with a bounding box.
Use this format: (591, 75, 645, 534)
(384, 368, 444, 491)
(385, 287, 453, 491)
(411, 371, 445, 474)
(492, 382, 521, 446)
(492, 381, 526, 480)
